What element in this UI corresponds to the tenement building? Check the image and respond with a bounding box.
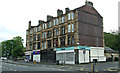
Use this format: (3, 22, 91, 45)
(26, 1, 104, 63)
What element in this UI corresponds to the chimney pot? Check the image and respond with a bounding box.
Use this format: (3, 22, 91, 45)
(28, 21, 31, 29)
(65, 7, 70, 13)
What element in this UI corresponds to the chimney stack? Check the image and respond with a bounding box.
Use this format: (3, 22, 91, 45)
(65, 7, 70, 13)
(28, 21, 31, 29)
(85, 1, 93, 7)
(47, 15, 53, 21)
(57, 9, 63, 16)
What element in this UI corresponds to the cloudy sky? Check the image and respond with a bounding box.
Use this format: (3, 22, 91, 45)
(0, 0, 119, 47)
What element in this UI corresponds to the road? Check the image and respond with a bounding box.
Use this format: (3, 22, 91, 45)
(1, 59, 119, 72)
(2, 62, 68, 71)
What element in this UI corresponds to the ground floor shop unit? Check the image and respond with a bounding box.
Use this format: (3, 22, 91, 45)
(25, 46, 106, 64)
(55, 46, 106, 64)
(25, 49, 56, 63)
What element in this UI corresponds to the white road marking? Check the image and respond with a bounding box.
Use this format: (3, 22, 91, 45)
(80, 68, 83, 71)
(14, 70, 17, 71)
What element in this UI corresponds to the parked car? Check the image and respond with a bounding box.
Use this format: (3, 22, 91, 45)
(24, 57, 29, 62)
(1, 57, 7, 60)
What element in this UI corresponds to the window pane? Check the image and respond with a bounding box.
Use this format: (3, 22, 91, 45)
(42, 42, 44, 49)
(45, 23, 47, 29)
(71, 12, 74, 20)
(34, 27, 37, 33)
(56, 19, 58, 25)
(42, 32, 44, 39)
(38, 34, 40, 41)
(53, 29, 55, 37)
(68, 13, 70, 20)
(49, 22, 51, 28)
(68, 24, 70, 32)
(72, 24, 74, 32)
(43, 24, 44, 30)
(45, 32, 46, 39)
(56, 28, 58, 36)
(44, 42, 46, 49)
(68, 37, 71, 46)
(48, 40, 51, 48)
(62, 17, 64, 23)
(54, 19, 56, 25)
(72, 36, 74, 45)
(63, 26, 65, 34)
(38, 26, 41, 31)
(38, 42, 40, 49)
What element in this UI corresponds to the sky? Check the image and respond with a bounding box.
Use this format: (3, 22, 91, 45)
(0, 0, 119, 47)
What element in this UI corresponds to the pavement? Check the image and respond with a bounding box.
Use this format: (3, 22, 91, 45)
(2, 59, 120, 72)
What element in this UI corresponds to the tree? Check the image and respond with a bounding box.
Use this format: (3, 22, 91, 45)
(104, 32, 119, 51)
(1, 36, 25, 60)
(12, 36, 25, 59)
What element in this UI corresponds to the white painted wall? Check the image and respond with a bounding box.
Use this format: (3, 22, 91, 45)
(90, 47, 106, 62)
(79, 50, 89, 63)
(33, 54, 40, 62)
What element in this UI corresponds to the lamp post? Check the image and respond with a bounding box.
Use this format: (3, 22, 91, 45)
(10, 41, 13, 60)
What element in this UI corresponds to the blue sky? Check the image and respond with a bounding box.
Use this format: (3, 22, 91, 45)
(0, 0, 119, 47)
